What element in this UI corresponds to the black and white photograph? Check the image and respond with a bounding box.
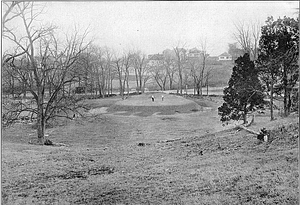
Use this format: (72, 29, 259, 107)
(1, 1, 299, 204)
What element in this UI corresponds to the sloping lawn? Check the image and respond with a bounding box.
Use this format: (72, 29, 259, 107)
(2, 95, 299, 204)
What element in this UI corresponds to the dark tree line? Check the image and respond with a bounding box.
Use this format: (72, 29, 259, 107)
(219, 16, 299, 124)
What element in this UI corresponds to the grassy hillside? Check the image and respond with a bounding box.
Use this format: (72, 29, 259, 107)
(2, 95, 298, 204)
(208, 62, 233, 87)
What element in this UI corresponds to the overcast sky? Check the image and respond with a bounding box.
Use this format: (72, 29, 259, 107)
(3, 1, 299, 56)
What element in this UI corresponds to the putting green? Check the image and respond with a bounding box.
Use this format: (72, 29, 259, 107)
(107, 93, 202, 116)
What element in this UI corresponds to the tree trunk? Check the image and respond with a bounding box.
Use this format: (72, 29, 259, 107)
(206, 78, 209, 96)
(11, 77, 15, 98)
(243, 104, 247, 124)
(126, 71, 130, 97)
(270, 78, 274, 120)
(199, 79, 203, 96)
(139, 73, 142, 94)
(119, 77, 123, 96)
(68, 82, 72, 97)
(84, 72, 88, 96)
(126, 78, 129, 97)
(108, 69, 111, 96)
(22, 82, 26, 98)
(162, 79, 166, 91)
(179, 72, 183, 95)
(287, 90, 292, 113)
(111, 77, 113, 96)
(122, 75, 127, 99)
(106, 77, 109, 97)
(283, 88, 288, 116)
(62, 84, 65, 97)
(97, 80, 101, 98)
(91, 79, 94, 97)
(283, 65, 288, 116)
(102, 85, 105, 98)
(143, 80, 147, 93)
(37, 93, 45, 145)
(134, 69, 139, 90)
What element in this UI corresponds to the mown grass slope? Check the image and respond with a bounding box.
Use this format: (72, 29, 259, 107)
(2, 95, 298, 205)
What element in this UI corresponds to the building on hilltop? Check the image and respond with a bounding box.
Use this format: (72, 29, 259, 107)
(148, 53, 164, 67)
(218, 52, 232, 61)
(187, 47, 204, 58)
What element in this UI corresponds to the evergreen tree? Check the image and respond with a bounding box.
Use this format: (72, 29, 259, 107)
(257, 16, 299, 116)
(218, 53, 265, 124)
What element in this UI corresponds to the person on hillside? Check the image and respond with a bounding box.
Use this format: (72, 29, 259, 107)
(162, 95, 164, 101)
(151, 95, 155, 102)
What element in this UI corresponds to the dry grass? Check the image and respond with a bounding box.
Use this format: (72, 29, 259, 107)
(2, 94, 299, 205)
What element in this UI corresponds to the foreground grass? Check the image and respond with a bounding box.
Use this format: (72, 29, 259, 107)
(1, 96, 299, 204)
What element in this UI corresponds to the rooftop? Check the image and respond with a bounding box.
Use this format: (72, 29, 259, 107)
(218, 52, 232, 57)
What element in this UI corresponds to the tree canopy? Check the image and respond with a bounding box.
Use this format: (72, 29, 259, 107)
(257, 16, 299, 116)
(218, 53, 265, 124)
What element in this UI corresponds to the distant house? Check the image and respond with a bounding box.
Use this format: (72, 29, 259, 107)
(218, 52, 232, 61)
(187, 47, 204, 58)
(148, 54, 164, 66)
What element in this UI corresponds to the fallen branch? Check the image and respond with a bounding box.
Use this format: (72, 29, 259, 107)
(236, 125, 260, 135)
(52, 142, 68, 147)
(158, 138, 182, 143)
(236, 124, 269, 142)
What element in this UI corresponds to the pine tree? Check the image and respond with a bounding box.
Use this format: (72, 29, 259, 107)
(257, 16, 299, 117)
(218, 53, 265, 124)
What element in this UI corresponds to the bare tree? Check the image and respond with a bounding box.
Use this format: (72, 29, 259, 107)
(85, 46, 114, 98)
(188, 41, 210, 96)
(90, 46, 106, 98)
(113, 52, 132, 98)
(203, 69, 213, 96)
(257, 57, 279, 121)
(113, 55, 125, 98)
(150, 57, 167, 91)
(162, 50, 177, 90)
(123, 52, 132, 97)
(2, 63, 18, 97)
(233, 20, 261, 60)
(104, 47, 113, 96)
(189, 58, 202, 95)
(2, 1, 22, 32)
(131, 51, 149, 93)
(3, 3, 91, 144)
(173, 44, 188, 94)
(73, 46, 94, 96)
